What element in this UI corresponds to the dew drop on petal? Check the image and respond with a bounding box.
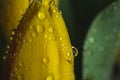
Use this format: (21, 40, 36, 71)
(48, 27, 54, 33)
(59, 37, 63, 41)
(42, 57, 49, 64)
(35, 25, 44, 33)
(38, 12, 46, 20)
(46, 75, 54, 80)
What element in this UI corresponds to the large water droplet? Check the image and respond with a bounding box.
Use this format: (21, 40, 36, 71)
(72, 46, 78, 57)
(46, 75, 54, 80)
(18, 62, 23, 67)
(38, 12, 46, 20)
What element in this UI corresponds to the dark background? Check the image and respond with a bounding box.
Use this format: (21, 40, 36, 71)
(59, 0, 117, 80)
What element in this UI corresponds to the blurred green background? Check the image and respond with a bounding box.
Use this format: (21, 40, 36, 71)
(59, 0, 116, 80)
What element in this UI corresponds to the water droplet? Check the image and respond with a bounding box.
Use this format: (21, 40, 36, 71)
(44, 34, 48, 38)
(53, 9, 57, 13)
(48, 36, 52, 40)
(61, 43, 64, 47)
(3, 55, 7, 60)
(14, 68, 18, 71)
(55, 14, 59, 18)
(13, 53, 16, 57)
(12, 31, 15, 35)
(38, 12, 46, 20)
(66, 52, 73, 64)
(67, 52, 71, 57)
(10, 36, 13, 40)
(23, 39, 26, 43)
(113, 6, 117, 11)
(50, 0, 55, 5)
(5, 51, 8, 54)
(58, 30, 61, 33)
(72, 46, 78, 57)
(112, 2, 118, 11)
(10, 73, 14, 77)
(46, 75, 54, 80)
(66, 57, 73, 64)
(42, 57, 49, 64)
(48, 27, 54, 33)
(88, 37, 94, 43)
(26, 67, 30, 71)
(7, 45, 10, 49)
(59, 37, 63, 41)
(36, 25, 44, 33)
